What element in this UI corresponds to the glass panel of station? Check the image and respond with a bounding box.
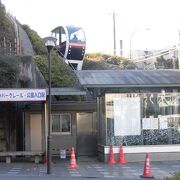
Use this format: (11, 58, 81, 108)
(98, 92, 180, 146)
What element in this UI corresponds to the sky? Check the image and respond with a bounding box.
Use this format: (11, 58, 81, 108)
(2, 0, 180, 57)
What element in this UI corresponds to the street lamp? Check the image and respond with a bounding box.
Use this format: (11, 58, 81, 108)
(43, 36, 57, 174)
(129, 28, 151, 59)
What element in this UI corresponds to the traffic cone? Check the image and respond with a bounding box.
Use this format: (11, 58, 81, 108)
(118, 144, 126, 164)
(108, 144, 116, 164)
(68, 147, 79, 168)
(140, 153, 154, 178)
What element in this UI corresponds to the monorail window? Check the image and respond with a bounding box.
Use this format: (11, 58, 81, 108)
(52, 113, 71, 134)
(67, 27, 85, 43)
(60, 28, 67, 43)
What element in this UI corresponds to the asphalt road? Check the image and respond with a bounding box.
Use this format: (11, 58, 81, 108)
(0, 157, 178, 180)
(0, 176, 163, 180)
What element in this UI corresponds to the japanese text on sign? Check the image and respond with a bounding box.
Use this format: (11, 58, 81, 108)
(0, 89, 46, 101)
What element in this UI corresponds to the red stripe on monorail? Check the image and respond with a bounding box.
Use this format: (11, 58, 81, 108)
(55, 43, 86, 49)
(68, 43, 86, 48)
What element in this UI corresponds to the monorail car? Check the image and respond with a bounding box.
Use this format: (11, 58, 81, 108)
(51, 25, 86, 70)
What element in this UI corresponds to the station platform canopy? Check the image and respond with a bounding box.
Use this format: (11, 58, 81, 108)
(75, 70, 180, 88)
(47, 87, 86, 96)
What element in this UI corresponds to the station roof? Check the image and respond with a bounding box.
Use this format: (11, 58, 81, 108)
(75, 70, 180, 88)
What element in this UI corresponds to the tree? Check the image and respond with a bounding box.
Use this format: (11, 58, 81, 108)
(34, 53, 77, 87)
(84, 53, 136, 70)
(155, 56, 179, 69)
(22, 24, 47, 55)
(0, 5, 15, 54)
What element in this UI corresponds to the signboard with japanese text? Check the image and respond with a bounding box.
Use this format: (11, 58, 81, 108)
(158, 115, 168, 129)
(142, 117, 159, 129)
(0, 89, 46, 101)
(114, 97, 141, 136)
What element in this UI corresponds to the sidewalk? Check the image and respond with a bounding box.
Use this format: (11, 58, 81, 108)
(0, 156, 179, 179)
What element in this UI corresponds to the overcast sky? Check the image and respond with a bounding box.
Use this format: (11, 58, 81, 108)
(2, 0, 180, 57)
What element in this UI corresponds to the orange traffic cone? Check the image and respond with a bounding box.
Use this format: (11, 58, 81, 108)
(118, 144, 126, 164)
(68, 147, 79, 168)
(140, 153, 154, 178)
(108, 144, 116, 164)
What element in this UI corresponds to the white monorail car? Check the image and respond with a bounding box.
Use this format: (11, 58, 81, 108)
(51, 25, 86, 70)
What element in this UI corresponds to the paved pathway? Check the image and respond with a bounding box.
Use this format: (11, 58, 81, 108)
(0, 157, 179, 179)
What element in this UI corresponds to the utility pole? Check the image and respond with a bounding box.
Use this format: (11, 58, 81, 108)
(113, 11, 116, 55)
(120, 40, 123, 56)
(144, 48, 149, 70)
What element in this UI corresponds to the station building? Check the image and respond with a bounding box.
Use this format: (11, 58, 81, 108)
(25, 69, 180, 162)
(74, 70, 180, 162)
(1, 67, 180, 162)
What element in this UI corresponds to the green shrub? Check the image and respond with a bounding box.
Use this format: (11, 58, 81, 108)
(84, 53, 136, 70)
(107, 56, 121, 65)
(83, 59, 111, 70)
(0, 55, 20, 87)
(34, 53, 76, 87)
(0, 5, 16, 54)
(22, 24, 47, 55)
(164, 172, 180, 180)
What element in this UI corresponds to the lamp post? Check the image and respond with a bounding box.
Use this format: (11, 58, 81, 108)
(43, 36, 57, 174)
(129, 28, 151, 59)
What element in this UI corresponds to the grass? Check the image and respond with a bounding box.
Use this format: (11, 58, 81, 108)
(164, 172, 180, 180)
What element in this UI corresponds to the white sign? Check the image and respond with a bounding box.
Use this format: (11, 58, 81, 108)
(114, 97, 141, 136)
(159, 116, 168, 129)
(60, 149, 66, 159)
(142, 117, 159, 129)
(0, 89, 46, 101)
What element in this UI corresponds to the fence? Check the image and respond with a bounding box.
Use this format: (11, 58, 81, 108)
(0, 36, 20, 56)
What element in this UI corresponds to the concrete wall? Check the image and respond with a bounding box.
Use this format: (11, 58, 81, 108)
(19, 56, 47, 88)
(98, 144, 180, 162)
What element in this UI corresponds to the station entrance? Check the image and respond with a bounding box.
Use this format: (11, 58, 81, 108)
(77, 112, 97, 156)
